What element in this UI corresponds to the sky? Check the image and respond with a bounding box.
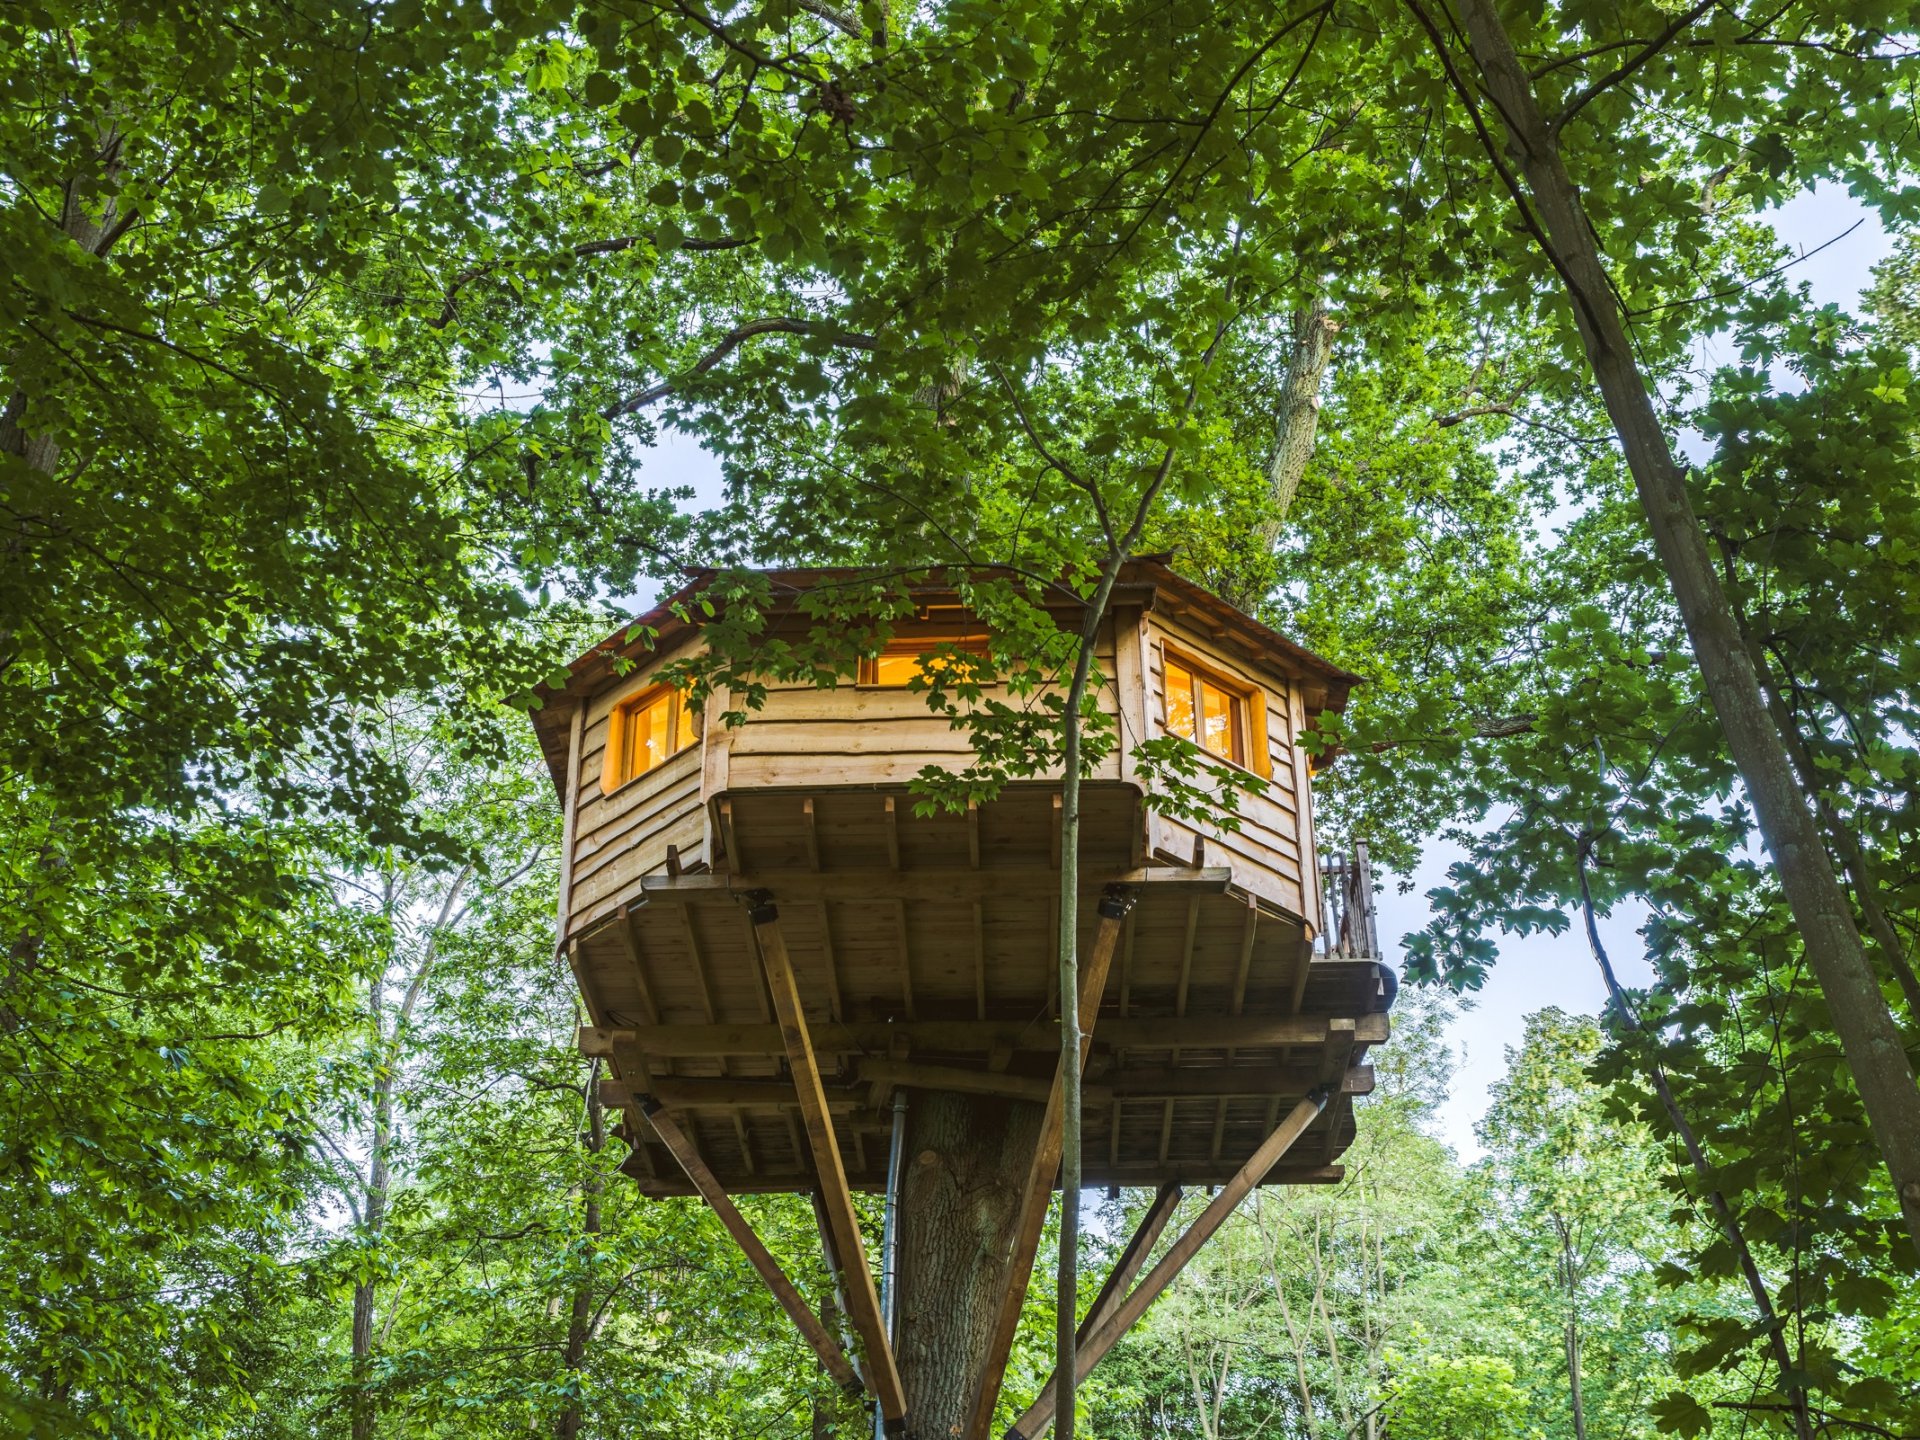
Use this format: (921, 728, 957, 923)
(615, 182, 1895, 1160)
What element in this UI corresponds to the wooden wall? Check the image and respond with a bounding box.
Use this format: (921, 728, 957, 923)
(558, 612, 1324, 943)
(714, 619, 1125, 794)
(1136, 610, 1321, 921)
(564, 648, 712, 937)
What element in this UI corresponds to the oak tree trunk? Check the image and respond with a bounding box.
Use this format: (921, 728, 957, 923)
(895, 1090, 1044, 1440)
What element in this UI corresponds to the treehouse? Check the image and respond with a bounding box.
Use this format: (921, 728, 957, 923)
(530, 559, 1391, 1440)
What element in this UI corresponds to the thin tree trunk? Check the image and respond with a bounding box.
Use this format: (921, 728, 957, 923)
(1564, 1319, 1587, 1440)
(556, 1062, 605, 1439)
(1056, 560, 1132, 1440)
(1576, 857, 1814, 1440)
(1556, 1218, 1588, 1440)
(352, 965, 392, 1440)
(1442, 0, 1920, 1251)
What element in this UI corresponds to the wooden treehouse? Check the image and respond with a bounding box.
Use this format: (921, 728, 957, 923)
(530, 560, 1393, 1440)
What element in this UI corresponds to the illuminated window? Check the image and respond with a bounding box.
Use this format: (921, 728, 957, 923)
(858, 636, 987, 686)
(604, 685, 698, 791)
(1164, 654, 1251, 768)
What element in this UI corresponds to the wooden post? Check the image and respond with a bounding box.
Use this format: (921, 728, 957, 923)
(1074, 1183, 1182, 1346)
(642, 1102, 860, 1393)
(1006, 1089, 1332, 1440)
(963, 887, 1134, 1440)
(752, 896, 909, 1431)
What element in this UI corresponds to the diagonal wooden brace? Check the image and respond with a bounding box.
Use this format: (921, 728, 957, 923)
(963, 885, 1135, 1440)
(641, 1101, 860, 1393)
(751, 896, 909, 1431)
(1006, 1087, 1333, 1439)
(1075, 1181, 1183, 1346)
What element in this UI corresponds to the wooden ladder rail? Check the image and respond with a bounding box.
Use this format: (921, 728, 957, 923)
(962, 886, 1136, 1440)
(1005, 1087, 1333, 1440)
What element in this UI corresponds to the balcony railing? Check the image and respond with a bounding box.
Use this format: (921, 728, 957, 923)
(1317, 844, 1379, 960)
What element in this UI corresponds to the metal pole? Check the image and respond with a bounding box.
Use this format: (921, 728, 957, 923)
(875, 1090, 909, 1440)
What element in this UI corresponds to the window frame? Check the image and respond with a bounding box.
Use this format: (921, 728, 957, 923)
(1158, 643, 1272, 778)
(856, 632, 990, 688)
(600, 682, 699, 794)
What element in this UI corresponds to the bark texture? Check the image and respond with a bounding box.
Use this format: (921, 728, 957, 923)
(1264, 300, 1339, 531)
(896, 1091, 1045, 1440)
(1445, 0, 1920, 1252)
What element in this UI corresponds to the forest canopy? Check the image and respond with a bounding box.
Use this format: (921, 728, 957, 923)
(4, 0, 1920, 1435)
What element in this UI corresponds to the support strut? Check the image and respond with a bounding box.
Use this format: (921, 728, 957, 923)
(751, 896, 909, 1433)
(641, 1102, 860, 1393)
(1006, 1087, 1332, 1439)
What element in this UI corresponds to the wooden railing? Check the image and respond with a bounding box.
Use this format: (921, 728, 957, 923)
(1317, 844, 1379, 960)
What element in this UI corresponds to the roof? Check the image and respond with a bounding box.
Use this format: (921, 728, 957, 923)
(526, 560, 1363, 797)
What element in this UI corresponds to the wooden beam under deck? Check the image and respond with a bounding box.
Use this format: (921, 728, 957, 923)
(751, 897, 909, 1430)
(1076, 1182, 1183, 1346)
(581, 1013, 1389, 1060)
(633, 865, 1239, 906)
(623, 1161, 1349, 1198)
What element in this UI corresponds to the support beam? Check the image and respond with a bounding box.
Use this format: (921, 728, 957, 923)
(1075, 1183, 1183, 1346)
(752, 897, 908, 1430)
(963, 888, 1134, 1440)
(640, 866, 1234, 905)
(642, 1102, 860, 1393)
(581, 1013, 1389, 1060)
(606, 1063, 1374, 1113)
(1007, 1090, 1332, 1440)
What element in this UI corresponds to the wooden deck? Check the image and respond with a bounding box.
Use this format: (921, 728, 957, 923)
(568, 783, 1390, 1196)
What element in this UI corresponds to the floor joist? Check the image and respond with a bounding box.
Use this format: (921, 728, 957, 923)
(1007, 1088, 1334, 1439)
(752, 896, 909, 1431)
(963, 887, 1134, 1440)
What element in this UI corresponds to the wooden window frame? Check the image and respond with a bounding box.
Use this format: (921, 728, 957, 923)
(601, 682, 699, 794)
(856, 633, 989, 688)
(1159, 644, 1272, 778)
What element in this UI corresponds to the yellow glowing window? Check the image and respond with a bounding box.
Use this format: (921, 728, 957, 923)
(1164, 653, 1259, 771)
(858, 636, 986, 686)
(603, 685, 698, 792)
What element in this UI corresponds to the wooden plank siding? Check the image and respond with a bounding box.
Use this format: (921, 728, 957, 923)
(560, 611, 1321, 943)
(718, 622, 1125, 795)
(566, 646, 713, 937)
(1142, 613, 1315, 918)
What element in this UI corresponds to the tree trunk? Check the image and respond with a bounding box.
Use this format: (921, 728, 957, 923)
(1264, 300, 1339, 531)
(352, 974, 393, 1440)
(556, 1063, 605, 1439)
(1445, 0, 1920, 1252)
(896, 1090, 1045, 1440)
(1564, 1317, 1588, 1440)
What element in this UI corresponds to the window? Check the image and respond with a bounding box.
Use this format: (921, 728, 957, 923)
(1163, 651, 1267, 773)
(857, 635, 987, 686)
(603, 684, 698, 792)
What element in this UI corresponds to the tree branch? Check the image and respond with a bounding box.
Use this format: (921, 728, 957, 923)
(602, 318, 875, 418)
